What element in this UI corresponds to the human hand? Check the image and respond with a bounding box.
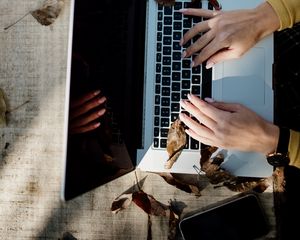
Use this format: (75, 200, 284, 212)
(179, 94, 279, 155)
(180, 2, 280, 68)
(69, 90, 107, 134)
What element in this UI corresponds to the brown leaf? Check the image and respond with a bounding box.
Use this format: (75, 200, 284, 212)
(155, 0, 175, 7)
(0, 88, 7, 128)
(111, 193, 132, 214)
(165, 119, 186, 169)
(132, 190, 168, 216)
(200, 145, 218, 168)
(110, 175, 147, 214)
(31, 0, 65, 26)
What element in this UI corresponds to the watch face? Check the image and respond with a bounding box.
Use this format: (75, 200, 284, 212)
(267, 154, 290, 167)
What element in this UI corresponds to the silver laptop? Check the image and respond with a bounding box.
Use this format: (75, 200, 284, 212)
(61, 0, 273, 201)
(137, 0, 274, 177)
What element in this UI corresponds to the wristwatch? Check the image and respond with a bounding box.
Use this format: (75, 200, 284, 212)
(266, 127, 290, 167)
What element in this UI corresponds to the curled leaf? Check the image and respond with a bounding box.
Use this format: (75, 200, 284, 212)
(132, 189, 168, 216)
(31, 0, 65, 26)
(155, 0, 175, 7)
(165, 119, 186, 169)
(111, 193, 132, 214)
(0, 89, 7, 127)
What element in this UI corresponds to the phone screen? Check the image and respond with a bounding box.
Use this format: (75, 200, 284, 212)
(179, 194, 270, 240)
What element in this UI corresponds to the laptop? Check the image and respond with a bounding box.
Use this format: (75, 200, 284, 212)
(61, 0, 273, 201)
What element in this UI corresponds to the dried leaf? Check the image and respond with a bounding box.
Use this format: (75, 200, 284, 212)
(111, 193, 133, 214)
(110, 175, 147, 214)
(200, 145, 218, 168)
(132, 189, 168, 216)
(0, 88, 7, 128)
(155, 0, 175, 7)
(165, 119, 186, 169)
(31, 0, 65, 26)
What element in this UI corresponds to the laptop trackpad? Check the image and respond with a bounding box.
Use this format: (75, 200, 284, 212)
(213, 47, 265, 108)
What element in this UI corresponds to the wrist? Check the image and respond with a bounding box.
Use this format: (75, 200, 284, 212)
(262, 123, 279, 156)
(254, 2, 280, 39)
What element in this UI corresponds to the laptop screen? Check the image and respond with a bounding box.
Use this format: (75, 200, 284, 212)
(63, 0, 146, 200)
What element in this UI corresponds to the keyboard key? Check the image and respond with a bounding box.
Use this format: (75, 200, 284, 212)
(192, 65, 201, 74)
(154, 116, 160, 126)
(163, 56, 171, 65)
(192, 75, 201, 84)
(191, 138, 199, 149)
(164, 16, 172, 25)
(181, 90, 190, 99)
(171, 92, 180, 101)
(161, 128, 169, 137)
(173, 21, 182, 30)
(163, 46, 171, 55)
(172, 82, 180, 91)
(172, 61, 181, 71)
(164, 6, 172, 15)
(162, 66, 171, 75)
(160, 138, 167, 148)
(161, 118, 169, 127)
(172, 72, 180, 81)
(173, 31, 181, 40)
(155, 85, 160, 94)
(155, 95, 160, 104)
(155, 106, 160, 115)
(162, 77, 171, 86)
(173, 41, 181, 51)
(171, 103, 180, 112)
(192, 85, 201, 95)
(174, 2, 182, 10)
(157, 22, 162, 31)
(156, 64, 161, 73)
(173, 52, 181, 60)
(158, 11, 163, 21)
(157, 32, 162, 41)
(183, 19, 192, 28)
(154, 127, 159, 137)
(156, 53, 161, 62)
(162, 87, 170, 96)
(163, 36, 172, 45)
(161, 97, 170, 106)
(182, 59, 190, 68)
(161, 107, 170, 116)
(164, 26, 172, 35)
(182, 70, 191, 78)
(157, 42, 162, 51)
(182, 80, 190, 89)
(156, 74, 161, 83)
(171, 113, 178, 122)
(154, 138, 159, 148)
(174, 12, 182, 20)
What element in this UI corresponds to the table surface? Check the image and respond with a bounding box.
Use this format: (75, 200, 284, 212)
(0, 1, 277, 239)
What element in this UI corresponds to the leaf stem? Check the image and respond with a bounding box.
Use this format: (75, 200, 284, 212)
(4, 12, 31, 31)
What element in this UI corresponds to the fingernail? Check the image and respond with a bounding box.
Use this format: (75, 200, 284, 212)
(181, 51, 187, 58)
(94, 90, 101, 95)
(206, 62, 214, 69)
(94, 122, 101, 128)
(179, 9, 187, 13)
(179, 38, 184, 46)
(204, 97, 215, 103)
(190, 61, 195, 68)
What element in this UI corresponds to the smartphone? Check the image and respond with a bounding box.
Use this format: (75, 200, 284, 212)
(179, 193, 270, 240)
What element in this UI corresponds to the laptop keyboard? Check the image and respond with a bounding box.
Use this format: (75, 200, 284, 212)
(153, 0, 210, 151)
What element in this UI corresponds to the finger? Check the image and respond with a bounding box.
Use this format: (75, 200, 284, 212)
(185, 128, 215, 146)
(206, 49, 240, 68)
(187, 94, 226, 121)
(179, 112, 214, 139)
(185, 30, 214, 58)
(179, 8, 215, 18)
(180, 21, 209, 47)
(204, 98, 240, 112)
(70, 96, 106, 120)
(71, 108, 106, 128)
(180, 99, 216, 129)
(192, 38, 227, 67)
(70, 122, 101, 134)
(71, 90, 101, 109)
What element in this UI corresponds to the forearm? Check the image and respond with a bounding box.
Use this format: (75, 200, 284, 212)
(288, 130, 300, 169)
(266, 0, 300, 30)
